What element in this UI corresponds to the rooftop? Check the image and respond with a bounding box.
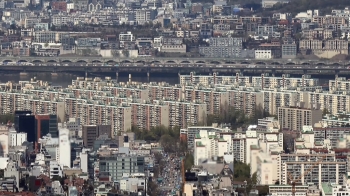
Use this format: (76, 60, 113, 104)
(321, 183, 332, 195)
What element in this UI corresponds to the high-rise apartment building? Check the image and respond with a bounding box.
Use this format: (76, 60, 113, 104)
(129, 101, 169, 130)
(252, 74, 318, 89)
(279, 153, 346, 188)
(179, 72, 250, 86)
(278, 104, 322, 131)
(164, 100, 207, 128)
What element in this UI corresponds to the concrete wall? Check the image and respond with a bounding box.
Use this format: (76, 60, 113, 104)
(313, 50, 349, 58)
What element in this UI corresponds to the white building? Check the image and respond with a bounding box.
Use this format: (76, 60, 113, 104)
(0, 131, 9, 157)
(182, 125, 231, 150)
(49, 161, 63, 179)
(193, 129, 228, 165)
(80, 148, 89, 173)
(255, 50, 272, 59)
(67, 2, 74, 11)
(9, 129, 27, 147)
(329, 184, 350, 196)
(120, 177, 146, 192)
(269, 184, 319, 196)
(119, 32, 134, 48)
(58, 128, 71, 168)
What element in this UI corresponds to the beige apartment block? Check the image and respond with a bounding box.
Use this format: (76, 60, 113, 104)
(185, 88, 229, 115)
(252, 74, 318, 89)
(129, 101, 169, 131)
(280, 153, 346, 188)
(106, 104, 132, 137)
(179, 72, 250, 86)
(302, 91, 350, 115)
(71, 77, 109, 90)
(110, 84, 149, 101)
(329, 77, 350, 91)
(227, 88, 263, 116)
(163, 100, 207, 128)
(312, 16, 346, 28)
(278, 104, 322, 131)
(148, 83, 183, 101)
(262, 90, 299, 116)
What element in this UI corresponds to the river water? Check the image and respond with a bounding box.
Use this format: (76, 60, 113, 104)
(0, 72, 333, 87)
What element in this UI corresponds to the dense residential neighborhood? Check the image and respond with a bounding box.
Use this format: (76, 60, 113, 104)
(0, 0, 350, 59)
(0, 0, 350, 196)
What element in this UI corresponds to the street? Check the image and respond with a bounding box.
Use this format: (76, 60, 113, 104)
(157, 152, 182, 196)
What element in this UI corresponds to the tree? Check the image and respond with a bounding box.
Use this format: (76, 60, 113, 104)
(184, 153, 194, 170)
(0, 114, 14, 124)
(112, 50, 120, 57)
(160, 134, 177, 153)
(122, 50, 129, 57)
(233, 161, 250, 181)
(179, 140, 188, 154)
(205, 105, 271, 130)
(147, 181, 159, 196)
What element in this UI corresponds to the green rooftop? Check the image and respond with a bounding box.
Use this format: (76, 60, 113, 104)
(196, 141, 205, 147)
(321, 183, 332, 195)
(218, 138, 226, 142)
(302, 130, 314, 134)
(296, 145, 306, 149)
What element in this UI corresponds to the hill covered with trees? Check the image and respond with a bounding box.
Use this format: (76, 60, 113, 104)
(268, 0, 350, 15)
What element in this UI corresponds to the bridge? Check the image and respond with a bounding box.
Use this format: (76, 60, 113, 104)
(1, 56, 350, 66)
(0, 64, 347, 78)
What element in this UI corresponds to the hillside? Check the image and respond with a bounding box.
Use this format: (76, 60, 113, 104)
(267, 0, 350, 15)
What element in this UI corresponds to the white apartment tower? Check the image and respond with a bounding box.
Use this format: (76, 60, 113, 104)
(58, 128, 71, 168)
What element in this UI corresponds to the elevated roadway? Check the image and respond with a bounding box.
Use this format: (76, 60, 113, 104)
(0, 64, 347, 77)
(0, 56, 349, 66)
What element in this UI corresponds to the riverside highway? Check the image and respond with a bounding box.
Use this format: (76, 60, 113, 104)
(0, 62, 347, 76)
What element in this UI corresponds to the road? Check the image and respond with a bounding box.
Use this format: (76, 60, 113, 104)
(3, 61, 350, 70)
(157, 153, 182, 196)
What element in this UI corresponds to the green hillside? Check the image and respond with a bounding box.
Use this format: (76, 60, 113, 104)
(269, 0, 350, 15)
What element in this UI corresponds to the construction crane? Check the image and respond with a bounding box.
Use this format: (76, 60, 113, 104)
(287, 154, 326, 196)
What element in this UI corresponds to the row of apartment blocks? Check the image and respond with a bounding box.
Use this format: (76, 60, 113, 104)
(183, 123, 350, 188)
(1, 92, 208, 137)
(299, 39, 348, 52)
(180, 72, 319, 88)
(0, 79, 310, 121)
(0, 75, 350, 133)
